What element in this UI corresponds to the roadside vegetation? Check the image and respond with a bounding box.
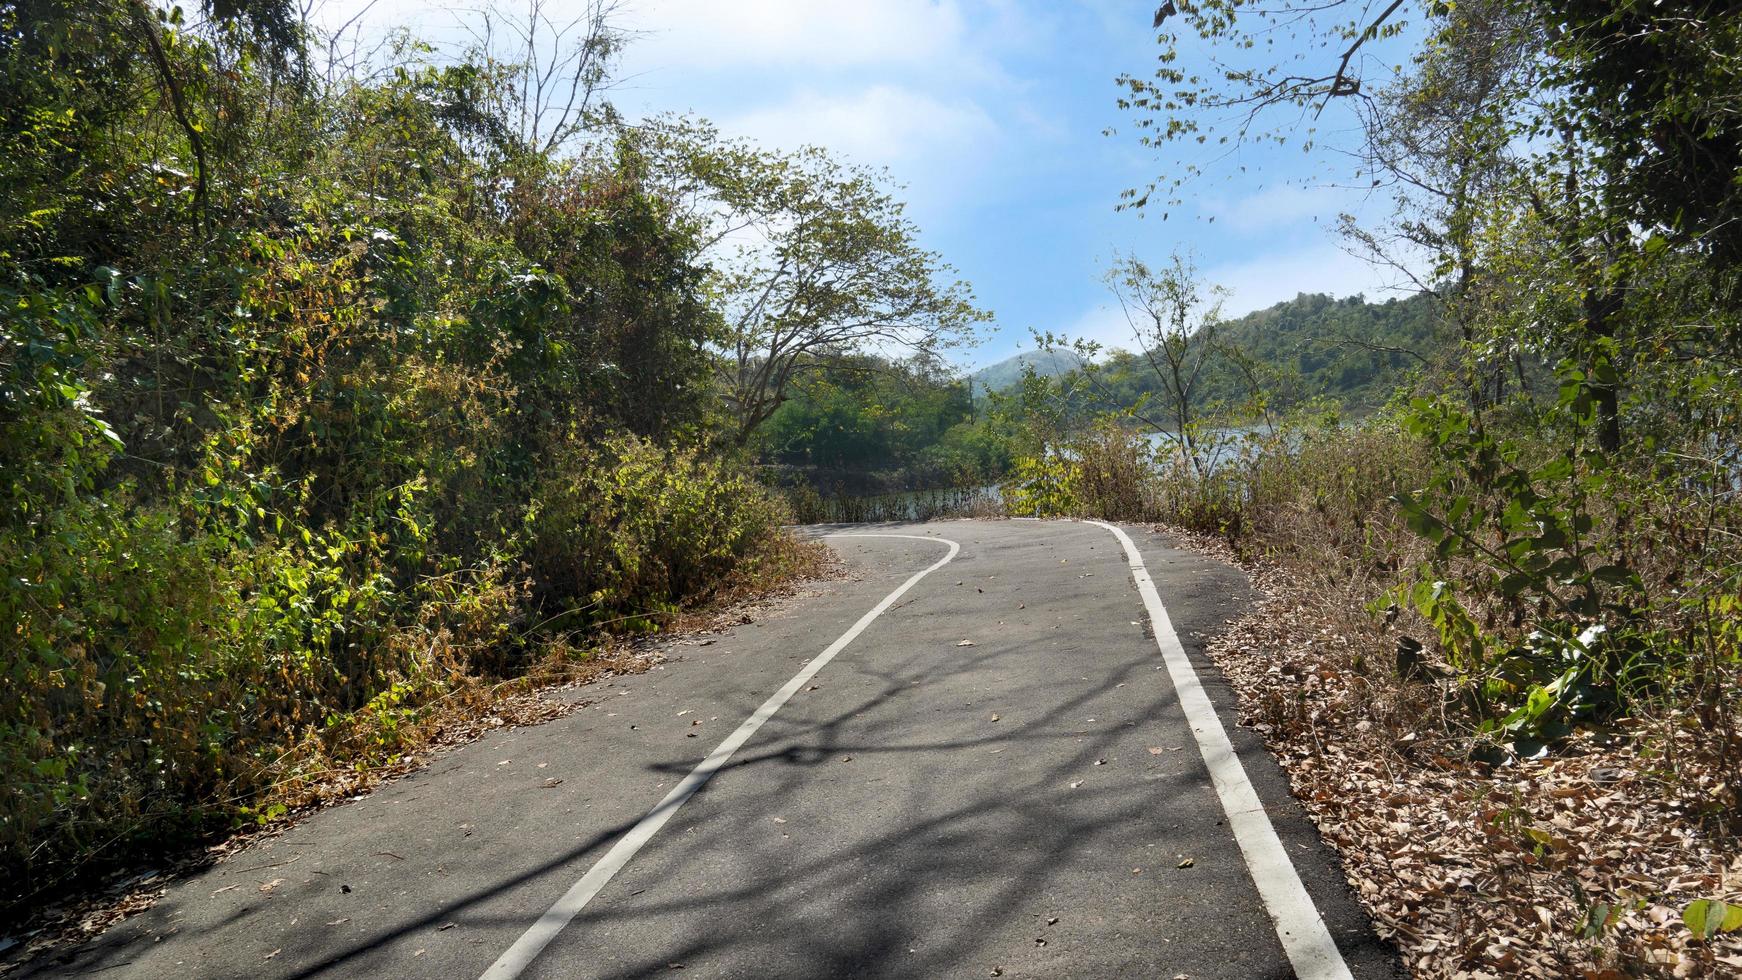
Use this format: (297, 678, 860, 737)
(768, 287, 1454, 521)
(978, 0, 1742, 974)
(8, 0, 1741, 975)
(0, 0, 977, 930)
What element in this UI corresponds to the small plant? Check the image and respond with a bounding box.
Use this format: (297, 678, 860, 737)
(1389, 360, 1661, 752)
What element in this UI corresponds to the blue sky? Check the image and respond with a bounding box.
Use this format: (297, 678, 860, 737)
(313, 0, 1416, 369)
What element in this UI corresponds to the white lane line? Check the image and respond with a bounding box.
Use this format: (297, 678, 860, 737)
(480, 533, 960, 980)
(1084, 520, 1355, 980)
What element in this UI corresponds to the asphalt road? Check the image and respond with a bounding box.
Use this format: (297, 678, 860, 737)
(27, 520, 1400, 979)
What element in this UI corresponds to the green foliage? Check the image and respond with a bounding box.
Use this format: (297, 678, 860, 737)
(1002, 452, 1079, 518)
(651, 120, 986, 444)
(1683, 899, 1742, 941)
(1386, 353, 1705, 753)
(0, 1, 807, 919)
(524, 435, 791, 631)
(1543, 0, 1742, 264)
(1038, 292, 1451, 427)
(753, 352, 1022, 490)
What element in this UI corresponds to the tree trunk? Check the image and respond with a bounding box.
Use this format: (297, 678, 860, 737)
(1584, 286, 1625, 454)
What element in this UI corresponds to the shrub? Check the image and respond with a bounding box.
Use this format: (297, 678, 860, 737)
(523, 434, 792, 631)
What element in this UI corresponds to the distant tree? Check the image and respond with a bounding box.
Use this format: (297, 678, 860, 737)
(456, 0, 629, 155)
(1103, 253, 1225, 470)
(1042, 253, 1225, 472)
(1117, 0, 1742, 450)
(652, 121, 987, 445)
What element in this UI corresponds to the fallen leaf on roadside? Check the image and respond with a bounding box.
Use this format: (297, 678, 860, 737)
(541, 777, 563, 788)
(1148, 747, 1164, 755)
(259, 878, 285, 893)
(1177, 858, 1195, 869)
(957, 639, 976, 647)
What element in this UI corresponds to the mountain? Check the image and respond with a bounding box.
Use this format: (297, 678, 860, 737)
(1202, 292, 1452, 411)
(968, 348, 1086, 393)
(1044, 292, 1454, 418)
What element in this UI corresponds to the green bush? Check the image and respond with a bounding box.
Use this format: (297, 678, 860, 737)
(0, 4, 806, 922)
(524, 435, 792, 631)
(1003, 421, 1156, 521)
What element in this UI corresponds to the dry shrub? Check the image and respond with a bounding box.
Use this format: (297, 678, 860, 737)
(1158, 417, 1742, 977)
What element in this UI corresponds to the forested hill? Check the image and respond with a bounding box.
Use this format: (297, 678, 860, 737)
(980, 291, 1450, 415)
(1200, 291, 1451, 412)
(968, 348, 1085, 391)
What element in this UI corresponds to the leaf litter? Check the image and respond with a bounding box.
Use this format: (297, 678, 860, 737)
(1168, 526, 1742, 978)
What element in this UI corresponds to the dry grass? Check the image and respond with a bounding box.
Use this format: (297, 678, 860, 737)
(1167, 523, 1742, 978)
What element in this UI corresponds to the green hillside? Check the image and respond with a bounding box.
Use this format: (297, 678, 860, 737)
(1203, 292, 1452, 412)
(1063, 291, 1453, 419)
(969, 348, 1086, 392)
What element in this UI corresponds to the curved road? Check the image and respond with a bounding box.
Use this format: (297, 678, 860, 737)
(29, 520, 1399, 979)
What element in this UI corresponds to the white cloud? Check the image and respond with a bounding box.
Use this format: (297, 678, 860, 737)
(620, 0, 973, 73)
(1202, 183, 1358, 236)
(307, 1, 982, 78)
(1052, 301, 1141, 354)
(719, 85, 999, 172)
(1205, 242, 1403, 318)
(304, 0, 466, 41)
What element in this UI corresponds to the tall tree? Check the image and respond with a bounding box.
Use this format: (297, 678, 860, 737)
(654, 122, 986, 445)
